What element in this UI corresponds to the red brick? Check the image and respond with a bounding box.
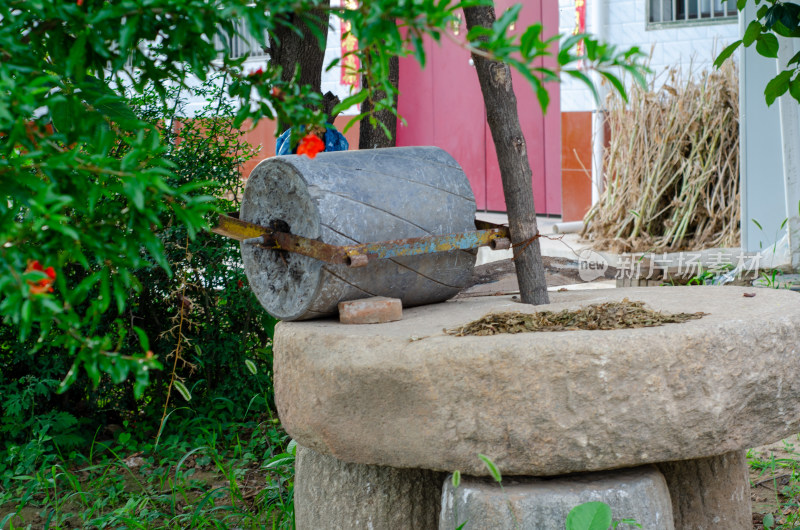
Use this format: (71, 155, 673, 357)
(338, 297, 403, 324)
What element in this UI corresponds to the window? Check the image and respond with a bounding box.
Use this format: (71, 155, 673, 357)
(214, 19, 269, 60)
(648, 0, 736, 26)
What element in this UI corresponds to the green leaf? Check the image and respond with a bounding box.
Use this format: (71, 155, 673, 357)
(287, 439, 297, 456)
(244, 359, 257, 375)
(50, 98, 78, 136)
(559, 33, 585, 64)
(765, 70, 793, 105)
(82, 76, 139, 124)
(599, 71, 628, 102)
(519, 24, 542, 58)
(562, 70, 602, 103)
(565, 501, 613, 530)
(67, 33, 88, 81)
(743, 20, 763, 47)
(133, 326, 150, 352)
(753, 219, 764, 230)
(57, 363, 79, 394)
(174, 380, 192, 402)
(714, 40, 743, 68)
(493, 4, 522, 38)
(756, 33, 780, 58)
(790, 75, 800, 103)
(737, 0, 747, 10)
(764, 4, 782, 29)
(513, 63, 549, 111)
(331, 90, 370, 116)
(452, 470, 461, 488)
(477, 453, 502, 483)
(99, 267, 111, 313)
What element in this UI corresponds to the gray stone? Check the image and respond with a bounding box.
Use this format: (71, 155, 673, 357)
(439, 466, 674, 530)
(294, 445, 444, 530)
(657, 451, 752, 530)
(240, 146, 476, 321)
(275, 286, 800, 475)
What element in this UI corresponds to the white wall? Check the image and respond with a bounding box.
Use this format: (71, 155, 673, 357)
(558, 0, 740, 112)
(322, 0, 360, 106)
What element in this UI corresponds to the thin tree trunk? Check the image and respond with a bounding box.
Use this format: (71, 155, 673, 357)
(358, 56, 399, 149)
(270, 6, 330, 132)
(463, 5, 549, 305)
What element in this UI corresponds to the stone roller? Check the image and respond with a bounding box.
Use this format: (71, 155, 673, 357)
(238, 146, 508, 321)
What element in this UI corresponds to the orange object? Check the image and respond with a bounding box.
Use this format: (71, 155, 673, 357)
(297, 134, 325, 159)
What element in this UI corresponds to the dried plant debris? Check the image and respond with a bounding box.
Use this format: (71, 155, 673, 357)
(446, 299, 706, 336)
(581, 62, 739, 253)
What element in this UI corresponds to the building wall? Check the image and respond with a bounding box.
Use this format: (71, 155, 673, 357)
(558, 0, 740, 220)
(558, 0, 740, 113)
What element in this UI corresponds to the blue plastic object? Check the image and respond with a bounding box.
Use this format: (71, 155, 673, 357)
(276, 125, 349, 156)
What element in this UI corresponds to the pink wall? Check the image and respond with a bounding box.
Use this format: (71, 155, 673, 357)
(397, 1, 561, 215)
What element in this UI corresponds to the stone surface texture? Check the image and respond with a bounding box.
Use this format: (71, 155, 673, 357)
(294, 445, 443, 530)
(275, 287, 800, 475)
(439, 466, 674, 530)
(657, 451, 752, 530)
(338, 297, 402, 324)
(240, 147, 477, 321)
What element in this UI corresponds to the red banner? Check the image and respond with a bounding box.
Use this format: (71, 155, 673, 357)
(340, 0, 360, 88)
(574, 0, 586, 56)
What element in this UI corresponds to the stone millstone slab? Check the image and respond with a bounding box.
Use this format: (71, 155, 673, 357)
(274, 286, 800, 476)
(439, 466, 674, 530)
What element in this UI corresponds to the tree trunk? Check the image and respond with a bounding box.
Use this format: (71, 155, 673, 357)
(358, 56, 399, 149)
(269, 6, 330, 132)
(463, 5, 549, 305)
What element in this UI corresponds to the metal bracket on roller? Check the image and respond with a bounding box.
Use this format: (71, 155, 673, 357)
(213, 212, 512, 268)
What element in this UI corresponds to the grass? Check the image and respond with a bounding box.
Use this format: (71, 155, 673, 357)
(2, 398, 799, 530)
(749, 436, 800, 529)
(0, 404, 295, 529)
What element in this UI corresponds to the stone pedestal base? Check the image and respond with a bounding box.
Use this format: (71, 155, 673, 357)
(294, 447, 753, 530)
(294, 445, 444, 530)
(657, 451, 752, 530)
(439, 466, 674, 530)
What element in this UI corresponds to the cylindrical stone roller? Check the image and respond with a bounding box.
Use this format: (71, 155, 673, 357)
(240, 146, 477, 321)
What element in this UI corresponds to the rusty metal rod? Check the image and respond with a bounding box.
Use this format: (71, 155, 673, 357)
(218, 212, 510, 267)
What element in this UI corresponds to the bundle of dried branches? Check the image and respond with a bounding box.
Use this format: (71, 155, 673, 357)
(582, 62, 739, 253)
(446, 299, 706, 336)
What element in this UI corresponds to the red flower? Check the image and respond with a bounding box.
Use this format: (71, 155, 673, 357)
(25, 260, 56, 294)
(77, 0, 83, 5)
(297, 134, 325, 159)
(270, 87, 285, 101)
(249, 67, 264, 77)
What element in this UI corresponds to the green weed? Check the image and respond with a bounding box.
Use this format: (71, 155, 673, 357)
(1, 400, 294, 529)
(749, 437, 800, 529)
